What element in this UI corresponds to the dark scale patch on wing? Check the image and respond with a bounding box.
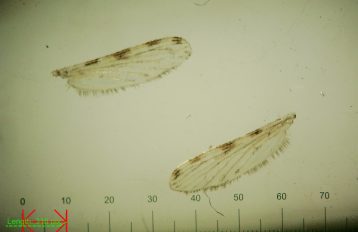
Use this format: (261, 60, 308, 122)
(52, 70, 61, 77)
(52, 69, 69, 78)
(112, 48, 131, 60)
(172, 168, 181, 180)
(145, 39, 162, 46)
(248, 128, 263, 136)
(85, 58, 99, 66)
(172, 37, 183, 44)
(189, 155, 202, 164)
(218, 141, 235, 154)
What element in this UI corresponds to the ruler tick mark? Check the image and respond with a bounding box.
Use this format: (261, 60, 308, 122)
(152, 210, 154, 232)
(281, 208, 284, 232)
(195, 209, 198, 232)
(259, 218, 262, 232)
(108, 211, 111, 232)
(238, 208, 241, 232)
(324, 207, 327, 232)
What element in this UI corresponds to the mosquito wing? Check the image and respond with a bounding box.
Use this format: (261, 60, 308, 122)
(52, 36, 191, 95)
(170, 113, 296, 193)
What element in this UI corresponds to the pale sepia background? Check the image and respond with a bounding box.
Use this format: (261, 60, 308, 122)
(0, 0, 357, 231)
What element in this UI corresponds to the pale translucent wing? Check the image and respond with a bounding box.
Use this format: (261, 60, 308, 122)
(52, 37, 191, 95)
(169, 113, 296, 193)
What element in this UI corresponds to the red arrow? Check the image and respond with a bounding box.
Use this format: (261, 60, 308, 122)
(21, 209, 36, 232)
(54, 209, 68, 232)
